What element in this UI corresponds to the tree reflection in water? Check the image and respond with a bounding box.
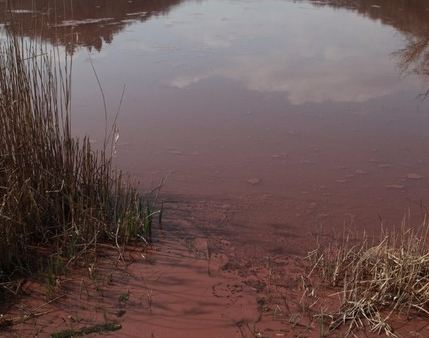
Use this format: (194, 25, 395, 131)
(0, 0, 184, 53)
(311, 0, 429, 97)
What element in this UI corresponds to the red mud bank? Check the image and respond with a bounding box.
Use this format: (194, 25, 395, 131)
(2, 195, 429, 338)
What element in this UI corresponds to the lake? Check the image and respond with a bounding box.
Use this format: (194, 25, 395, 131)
(2, 1, 429, 336)
(1, 0, 429, 236)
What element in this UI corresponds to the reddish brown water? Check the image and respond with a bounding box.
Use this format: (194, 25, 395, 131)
(2, 1, 429, 336)
(2, 0, 428, 227)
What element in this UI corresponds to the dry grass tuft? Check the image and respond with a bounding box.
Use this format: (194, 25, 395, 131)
(308, 219, 429, 336)
(0, 34, 152, 296)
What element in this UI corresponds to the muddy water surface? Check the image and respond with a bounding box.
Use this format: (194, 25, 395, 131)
(2, 0, 429, 226)
(2, 0, 429, 336)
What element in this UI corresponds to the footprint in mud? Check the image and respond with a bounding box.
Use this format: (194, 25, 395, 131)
(186, 237, 209, 259)
(193, 237, 208, 253)
(243, 279, 266, 293)
(209, 253, 229, 273)
(212, 282, 244, 303)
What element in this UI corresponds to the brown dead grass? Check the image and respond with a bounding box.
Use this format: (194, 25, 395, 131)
(0, 34, 152, 297)
(308, 219, 429, 336)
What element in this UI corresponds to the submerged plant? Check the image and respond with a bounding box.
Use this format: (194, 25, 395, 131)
(0, 34, 152, 296)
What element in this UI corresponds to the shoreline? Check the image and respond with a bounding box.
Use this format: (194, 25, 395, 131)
(2, 193, 429, 337)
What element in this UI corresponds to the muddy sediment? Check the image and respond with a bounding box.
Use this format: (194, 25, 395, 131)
(2, 195, 428, 337)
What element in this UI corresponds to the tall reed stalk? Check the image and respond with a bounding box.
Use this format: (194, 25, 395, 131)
(0, 34, 150, 292)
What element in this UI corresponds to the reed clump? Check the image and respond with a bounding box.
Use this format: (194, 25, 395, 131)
(308, 220, 429, 336)
(0, 35, 151, 295)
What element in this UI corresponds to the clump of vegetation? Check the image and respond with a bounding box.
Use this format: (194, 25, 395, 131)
(50, 322, 122, 338)
(0, 34, 152, 297)
(307, 221, 429, 336)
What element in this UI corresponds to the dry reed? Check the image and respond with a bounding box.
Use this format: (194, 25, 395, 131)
(0, 34, 151, 296)
(308, 219, 429, 336)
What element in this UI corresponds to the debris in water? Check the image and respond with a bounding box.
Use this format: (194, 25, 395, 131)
(406, 173, 424, 180)
(126, 11, 148, 16)
(308, 202, 317, 209)
(51, 18, 114, 27)
(247, 178, 261, 185)
(355, 169, 368, 175)
(271, 153, 288, 159)
(385, 184, 405, 190)
(168, 150, 183, 155)
(10, 9, 40, 14)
